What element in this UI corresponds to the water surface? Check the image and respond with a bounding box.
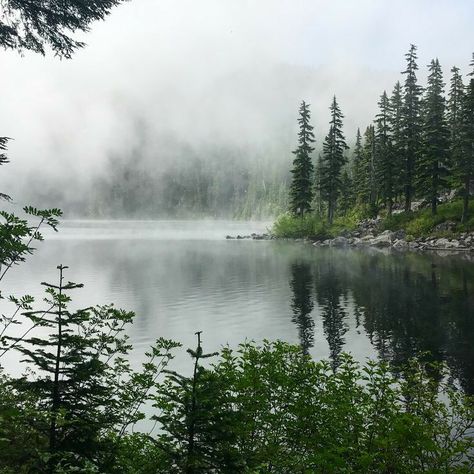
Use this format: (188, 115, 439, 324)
(2, 220, 474, 392)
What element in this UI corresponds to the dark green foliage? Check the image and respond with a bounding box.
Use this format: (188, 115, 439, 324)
(289, 101, 315, 217)
(362, 125, 378, 216)
(448, 66, 465, 165)
(0, 0, 127, 58)
(352, 128, 368, 205)
(153, 332, 241, 473)
(320, 96, 349, 223)
(339, 168, 354, 215)
(389, 81, 405, 201)
(0, 267, 179, 472)
(416, 59, 450, 215)
(155, 341, 474, 473)
(375, 91, 396, 215)
(455, 54, 474, 223)
(401, 44, 423, 211)
(0, 207, 62, 283)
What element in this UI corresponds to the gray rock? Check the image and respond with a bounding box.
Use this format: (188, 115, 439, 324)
(392, 239, 409, 250)
(433, 221, 457, 232)
(330, 236, 349, 247)
(371, 231, 395, 248)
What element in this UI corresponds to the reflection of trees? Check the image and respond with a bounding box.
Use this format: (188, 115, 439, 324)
(289, 263, 315, 355)
(314, 263, 348, 371)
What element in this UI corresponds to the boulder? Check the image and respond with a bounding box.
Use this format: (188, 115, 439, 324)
(433, 221, 457, 232)
(392, 239, 409, 250)
(330, 236, 349, 247)
(371, 231, 395, 248)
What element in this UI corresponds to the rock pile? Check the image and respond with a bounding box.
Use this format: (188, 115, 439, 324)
(312, 228, 474, 252)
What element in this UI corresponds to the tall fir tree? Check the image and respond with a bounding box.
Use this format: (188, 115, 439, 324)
(456, 54, 474, 223)
(363, 125, 377, 215)
(320, 96, 349, 224)
(401, 44, 423, 211)
(416, 59, 450, 215)
(352, 128, 370, 205)
(375, 91, 396, 215)
(448, 66, 465, 151)
(314, 154, 324, 216)
(289, 101, 315, 216)
(389, 81, 404, 203)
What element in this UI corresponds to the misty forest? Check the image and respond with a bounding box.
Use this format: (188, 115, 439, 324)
(1, 1, 474, 473)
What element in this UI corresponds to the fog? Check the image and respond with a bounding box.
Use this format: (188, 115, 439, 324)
(0, 0, 473, 217)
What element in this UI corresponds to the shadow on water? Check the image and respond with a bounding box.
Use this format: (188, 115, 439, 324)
(286, 247, 474, 393)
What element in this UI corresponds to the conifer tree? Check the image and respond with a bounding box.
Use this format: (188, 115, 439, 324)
(375, 91, 396, 215)
(320, 96, 348, 224)
(289, 101, 315, 217)
(456, 54, 474, 223)
(417, 59, 450, 215)
(401, 44, 423, 211)
(448, 66, 465, 153)
(339, 169, 354, 215)
(314, 154, 324, 216)
(389, 81, 404, 203)
(363, 125, 377, 215)
(352, 128, 370, 205)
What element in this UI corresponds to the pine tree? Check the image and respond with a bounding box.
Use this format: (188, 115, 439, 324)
(339, 168, 354, 215)
(289, 101, 315, 217)
(416, 59, 450, 215)
(352, 128, 370, 205)
(154, 332, 241, 473)
(320, 96, 349, 224)
(448, 66, 465, 151)
(401, 44, 423, 211)
(363, 125, 378, 215)
(375, 91, 396, 215)
(389, 81, 404, 204)
(314, 154, 324, 216)
(456, 54, 474, 223)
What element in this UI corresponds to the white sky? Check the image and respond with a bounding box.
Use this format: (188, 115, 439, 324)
(0, 0, 473, 189)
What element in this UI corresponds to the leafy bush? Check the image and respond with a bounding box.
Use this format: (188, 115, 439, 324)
(272, 212, 330, 239)
(152, 340, 474, 473)
(383, 200, 474, 237)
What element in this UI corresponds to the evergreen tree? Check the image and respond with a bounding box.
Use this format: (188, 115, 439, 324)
(339, 168, 354, 215)
(289, 101, 315, 217)
(375, 91, 396, 215)
(362, 125, 378, 215)
(352, 128, 370, 205)
(448, 66, 465, 155)
(0, 0, 127, 58)
(314, 154, 324, 216)
(416, 59, 450, 215)
(456, 54, 474, 223)
(154, 332, 241, 473)
(389, 81, 404, 204)
(320, 96, 349, 224)
(401, 44, 423, 211)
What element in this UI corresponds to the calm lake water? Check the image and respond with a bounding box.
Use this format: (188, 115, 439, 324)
(2, 220, 474, 393)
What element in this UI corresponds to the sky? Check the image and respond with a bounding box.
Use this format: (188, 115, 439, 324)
(0, 0, 473, 200)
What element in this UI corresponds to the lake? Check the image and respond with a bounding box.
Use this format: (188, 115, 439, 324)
(2, 220, 474, 393)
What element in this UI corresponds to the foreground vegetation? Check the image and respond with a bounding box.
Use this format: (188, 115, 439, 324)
(2, 325, 474, 472)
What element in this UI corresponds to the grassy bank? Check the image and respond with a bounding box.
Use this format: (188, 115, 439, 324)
(272, 200, 474, 240)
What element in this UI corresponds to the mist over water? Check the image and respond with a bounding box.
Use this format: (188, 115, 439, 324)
(3, 221, 474, 392)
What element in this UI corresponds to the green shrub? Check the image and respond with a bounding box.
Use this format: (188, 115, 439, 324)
(272, 212, 330, 239)
(151, 341, 474, 473)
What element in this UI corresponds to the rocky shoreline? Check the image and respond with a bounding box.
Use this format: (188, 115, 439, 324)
(226, 218, 474, 253)
(312, 218, 474, 252)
